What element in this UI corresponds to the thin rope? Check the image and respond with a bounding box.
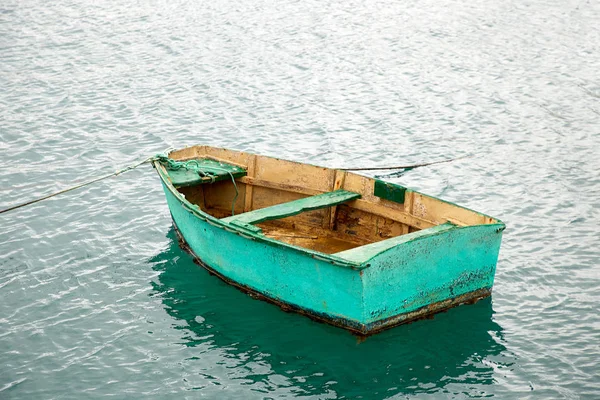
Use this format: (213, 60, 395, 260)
(339, 154, 473, 171)
(0, 156, 156, 215)
(205, 166, 239, 216)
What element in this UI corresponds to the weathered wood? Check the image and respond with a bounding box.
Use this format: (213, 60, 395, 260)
(168, 146, 201, 160)
(243, 155, 257, 212)
(255, 156, 334, 193)
(259, 224, 364, 254)
(203, 179, 247, 216)
(223, 190, 361, 225)
(204, 155, 247, 169)
(178, 185, 206, 210)
(255, 219, 369, 248)
(204, 146, 254, 168)
(334, 205, 383, 244)
(237, 175, 434, 229)
(237, 176, 323, 197)
(411, 192, 483, 226)
(335, 223, 455, 263)
(350, 199, 436, 229)
(401, 191, 414, 234)
(327, 170, 347, 229)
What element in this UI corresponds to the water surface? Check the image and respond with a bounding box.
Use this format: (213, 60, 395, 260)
(1, 0, 599, 398)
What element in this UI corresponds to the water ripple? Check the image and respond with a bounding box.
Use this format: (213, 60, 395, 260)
(2, 0, 600, 398)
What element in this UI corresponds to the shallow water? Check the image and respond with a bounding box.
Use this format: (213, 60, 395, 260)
(1, 0, 599, 398)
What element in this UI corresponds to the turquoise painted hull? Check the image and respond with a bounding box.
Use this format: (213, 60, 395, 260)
(158, 167, 504, 334)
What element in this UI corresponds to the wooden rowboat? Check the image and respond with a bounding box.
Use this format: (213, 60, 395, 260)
(154, 146, 504, 335)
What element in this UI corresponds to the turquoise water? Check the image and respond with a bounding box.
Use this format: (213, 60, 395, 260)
(1, 0, 599, 398)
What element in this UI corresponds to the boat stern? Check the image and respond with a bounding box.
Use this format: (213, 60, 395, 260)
(358, 223, 504, 333)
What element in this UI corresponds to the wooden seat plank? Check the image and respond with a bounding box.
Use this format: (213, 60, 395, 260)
(222, 189, 361, 225)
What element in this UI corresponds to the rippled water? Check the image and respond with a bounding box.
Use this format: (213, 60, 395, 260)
(1, 0, 599, 398)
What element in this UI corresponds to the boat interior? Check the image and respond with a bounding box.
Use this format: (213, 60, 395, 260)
(160, 146, 500, 256)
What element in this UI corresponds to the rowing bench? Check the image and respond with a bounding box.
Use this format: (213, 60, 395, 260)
(222, 189, 361, 233)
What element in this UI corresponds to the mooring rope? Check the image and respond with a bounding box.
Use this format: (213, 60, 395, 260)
(0, 152, 240, 216)
(340, 154, 472, 171)
(0, 156, 157, 215)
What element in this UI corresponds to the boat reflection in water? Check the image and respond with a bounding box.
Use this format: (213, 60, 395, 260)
(149, 228, 510, 398)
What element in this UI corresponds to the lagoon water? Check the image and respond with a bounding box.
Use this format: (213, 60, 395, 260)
(1, 0, 599, 398)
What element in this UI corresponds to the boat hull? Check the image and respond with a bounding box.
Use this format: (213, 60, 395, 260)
(160, 178, 502, 335)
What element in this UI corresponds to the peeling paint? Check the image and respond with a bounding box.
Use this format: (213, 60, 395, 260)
(156, 160, 504, 335)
